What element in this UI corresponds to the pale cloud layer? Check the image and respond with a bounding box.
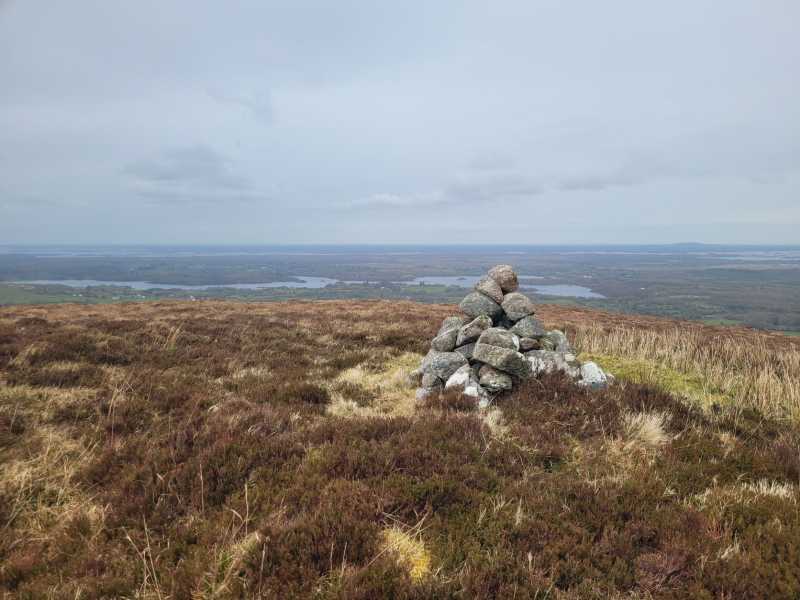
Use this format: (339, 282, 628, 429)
(1, 0, 798, 244)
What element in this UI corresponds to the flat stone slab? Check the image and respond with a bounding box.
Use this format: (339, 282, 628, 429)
(501, 292, 536, 322)
(473, 343, 531, 379)
(488, 264, 519, 293)
(460, 292, 503, 321)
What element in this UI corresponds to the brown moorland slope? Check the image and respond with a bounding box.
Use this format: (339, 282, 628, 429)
(1, 300, 799, 599)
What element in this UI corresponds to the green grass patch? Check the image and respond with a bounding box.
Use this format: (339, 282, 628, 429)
(0, 284, 81, 305)
(579, 351, 730, 409)
(701, 318, 742, 327)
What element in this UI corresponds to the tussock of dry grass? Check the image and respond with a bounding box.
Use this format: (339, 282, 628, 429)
(740, 479, 797, 502)
(327, 351, 421, 418)
(573, 323, 800, 420)
(380, 526, 432, 581)
(622, 410, 671, 450)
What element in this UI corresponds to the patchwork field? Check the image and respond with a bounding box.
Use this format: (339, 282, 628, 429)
(1, 300, 799, 598)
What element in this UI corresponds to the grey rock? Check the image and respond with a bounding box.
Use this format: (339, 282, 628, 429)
(525, 350, 581, 379)
(501, 292, 536, 322)
(488, 264, 519, 293)
(545, 330, 572, 352)
(454, 342, 477, 360)
(431, 326, 459, 352)
(459, 292, 503, 320)
(578, 362, 609, 390)
(475, 276, 504, 304)
(456, 315, 493, 346)
(477, 327, 519, 350)
(438, 315, 467, 335)
(421, 372, 443, 389)
(510, 316, 546, 338)
(445, 364, 471, 390)
(463, 379, 491, 406)
(478, 365, 513, 392)
(420, 350, 468, 381)
(539, 337, 556, 351)
(518, 337, 541, 351)
(473, 343, 532, 379)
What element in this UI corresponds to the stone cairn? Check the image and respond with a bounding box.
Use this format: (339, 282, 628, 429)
(411, 265, 610, 407)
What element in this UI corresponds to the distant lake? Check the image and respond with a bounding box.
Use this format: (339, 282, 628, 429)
(405, 275, 544, 286)
(10, 275, 605, 298)
(10, 277, 340, 291)
(402, 276, 604, 298)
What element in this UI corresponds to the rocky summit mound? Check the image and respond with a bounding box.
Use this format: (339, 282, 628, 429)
(411, 265, 610, 405)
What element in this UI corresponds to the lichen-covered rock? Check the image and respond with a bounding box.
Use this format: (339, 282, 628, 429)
(421, 350, 468, 380)
(578, 362, 609, 390)
(545, 330, 571, 352)
(459, 292, 503, 320)
(477, 327, 519, 350)
(444, 364, 470, 389)
(519, 337, 540, 351)
(473, 343, 532, 379)
(431, 326, 459, 351)
(539, 337, 556, 351)
(510, 315, 545, 338)
(438, 315, 467, 334)
(463, 379, 490, 407)
(475, 276, 504, 304)
(478, 364, 513, 392)
(456, 315, 492, 346)
(454, 342, 476, 360)
(501, 292, 536, 322)
(488, 264, 519, 293)
(525, 350, 581, 378)
(421, 372, 443, 389)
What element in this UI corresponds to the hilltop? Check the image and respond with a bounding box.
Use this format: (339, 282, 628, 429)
(1, 299, 800, 598)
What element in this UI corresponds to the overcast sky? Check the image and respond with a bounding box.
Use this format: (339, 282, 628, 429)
(1, 1, 798, 244)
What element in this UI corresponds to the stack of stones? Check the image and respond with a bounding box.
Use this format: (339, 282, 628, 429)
(412, 265, 610, 407)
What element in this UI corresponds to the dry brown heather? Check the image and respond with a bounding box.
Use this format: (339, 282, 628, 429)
(1, 299, 800, 599)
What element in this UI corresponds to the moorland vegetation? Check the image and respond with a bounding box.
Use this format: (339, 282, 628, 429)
(1, 300, 800, 598)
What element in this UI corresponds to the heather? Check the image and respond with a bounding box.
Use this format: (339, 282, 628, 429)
(1, 300, 799, 598)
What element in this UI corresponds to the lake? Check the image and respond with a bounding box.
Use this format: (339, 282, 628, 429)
(401, 276, 604, 298)
(10, 275, 604, 298)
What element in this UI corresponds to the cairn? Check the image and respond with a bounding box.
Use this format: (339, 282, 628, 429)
(412, 265, 610, 407)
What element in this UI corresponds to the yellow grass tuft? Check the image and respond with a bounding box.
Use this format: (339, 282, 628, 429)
(740, 479, 797, 502)
(327, 352, 422, 418)
(381, 527, 431, 581)
(622, 410, 671, 450)
(1, 425, 98, 538)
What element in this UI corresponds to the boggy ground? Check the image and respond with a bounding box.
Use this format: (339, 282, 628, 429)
(1, 300, 799, 599)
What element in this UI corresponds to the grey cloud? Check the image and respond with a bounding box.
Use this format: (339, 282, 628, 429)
(344, 173, 542, 210)
(207, 87, 274, 122)
(466, 154, 516, 172)
(556, 169, 644, 192)
(445, 174, 543, 203)
(1, 1, 799, 243)
(124, 146, 263, 204)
